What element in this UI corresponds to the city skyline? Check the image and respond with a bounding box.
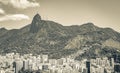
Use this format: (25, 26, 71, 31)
(0, 0, 120, 32)
(0, 52, 116, 73)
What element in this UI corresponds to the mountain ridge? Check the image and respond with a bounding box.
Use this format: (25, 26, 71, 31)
(0, 14, 120, 59)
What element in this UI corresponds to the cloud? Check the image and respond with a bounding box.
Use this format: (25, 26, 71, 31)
(0, 8, 5, 14)
(0, 0, 40, 9)
(0, 14, 29, 21)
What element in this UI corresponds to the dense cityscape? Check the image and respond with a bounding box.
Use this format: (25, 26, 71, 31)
(0, 53, 120, 73)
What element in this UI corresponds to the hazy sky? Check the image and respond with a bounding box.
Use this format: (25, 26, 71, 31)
(0, 0, 120, 32)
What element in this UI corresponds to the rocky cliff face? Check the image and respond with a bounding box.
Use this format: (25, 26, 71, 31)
(0, 14, 120, 59)
(30, 13, 42, 33)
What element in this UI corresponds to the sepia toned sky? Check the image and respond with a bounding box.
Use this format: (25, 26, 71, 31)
(0, 0, 120, 32)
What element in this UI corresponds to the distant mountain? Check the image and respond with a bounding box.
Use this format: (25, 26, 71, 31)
(0, 28, 8, 37)
(0, 14, 120, 59)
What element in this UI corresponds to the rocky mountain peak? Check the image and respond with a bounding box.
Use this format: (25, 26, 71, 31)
(81, 23, 95, 27)
(30, 13, 42, 33)
(33, 13, 41, 21)
(79, 23, 99, 32)
(0, 28, 7, 31)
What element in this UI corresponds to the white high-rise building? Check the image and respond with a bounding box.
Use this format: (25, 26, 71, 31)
(23, 60, 29, 70)
(0, 69, 5, 73)
(42, 55, 48, 63)
(15, 60, 23, 73)
(111, 58, 114, 68)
